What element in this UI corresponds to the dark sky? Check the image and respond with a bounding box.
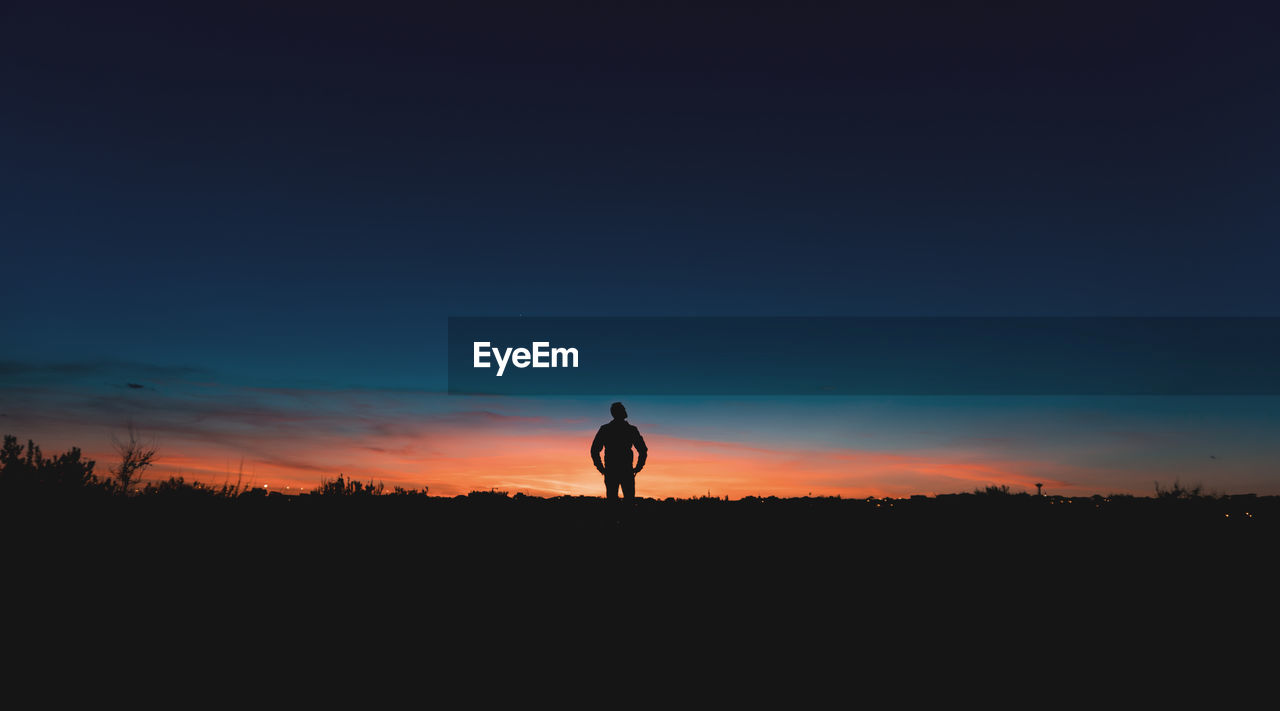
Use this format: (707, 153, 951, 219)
(4, 2, 1280, 497)
(3, 1, 1279, 384)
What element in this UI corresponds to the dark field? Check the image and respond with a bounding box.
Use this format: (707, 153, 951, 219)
(9, 491, 1274, 598)
(6, 490, 1275, 675)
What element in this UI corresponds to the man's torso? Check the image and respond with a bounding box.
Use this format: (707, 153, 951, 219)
(598, 420, 638, 473)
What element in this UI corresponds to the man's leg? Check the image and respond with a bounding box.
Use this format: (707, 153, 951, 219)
(603, 475, 619, 523)
(607, 471, 633, 522)
(605, 471, 629, 522)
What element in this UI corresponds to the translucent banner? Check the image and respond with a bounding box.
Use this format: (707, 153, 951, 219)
(447, 317, 1280, 395)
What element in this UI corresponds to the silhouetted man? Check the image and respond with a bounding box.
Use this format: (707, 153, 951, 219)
(591, 402, 647, 506)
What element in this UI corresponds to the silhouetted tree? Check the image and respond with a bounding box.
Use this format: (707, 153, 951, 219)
(110, 426, 157, 494)
(0, 435, 40, 491)
(0, 434, 99, 494)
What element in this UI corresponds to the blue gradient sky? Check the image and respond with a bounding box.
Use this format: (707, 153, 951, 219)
(3, 2, 1278, 495)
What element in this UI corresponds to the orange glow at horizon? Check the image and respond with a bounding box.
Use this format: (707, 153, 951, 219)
(73, 428, 1088, 500)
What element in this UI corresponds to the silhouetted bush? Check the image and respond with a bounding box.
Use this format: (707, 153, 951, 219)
(315, 474, 384, 496)
(1154, 479, 1205, 500)
(140, 475, 246, 499)
(0, 434, 106, 495)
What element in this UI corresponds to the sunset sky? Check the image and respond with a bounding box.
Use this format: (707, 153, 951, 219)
(3, 3, 1278, 497)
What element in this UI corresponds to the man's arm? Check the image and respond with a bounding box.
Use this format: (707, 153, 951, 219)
(632, 427, 647, 473)
(590, 427, 606, 474)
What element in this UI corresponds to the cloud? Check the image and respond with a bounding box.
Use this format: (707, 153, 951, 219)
(0, 359, 214, 383)
(4, 359, 1255, 497)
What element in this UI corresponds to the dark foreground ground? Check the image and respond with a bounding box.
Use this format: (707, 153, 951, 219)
(5, 492, 1276, 679)
(8, 492, 1275, 597)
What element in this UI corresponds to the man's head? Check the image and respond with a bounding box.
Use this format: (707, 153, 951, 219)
(610, 402, 627, 420)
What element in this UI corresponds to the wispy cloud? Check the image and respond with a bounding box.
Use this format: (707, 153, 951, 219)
(4, 359, 1269, 497)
